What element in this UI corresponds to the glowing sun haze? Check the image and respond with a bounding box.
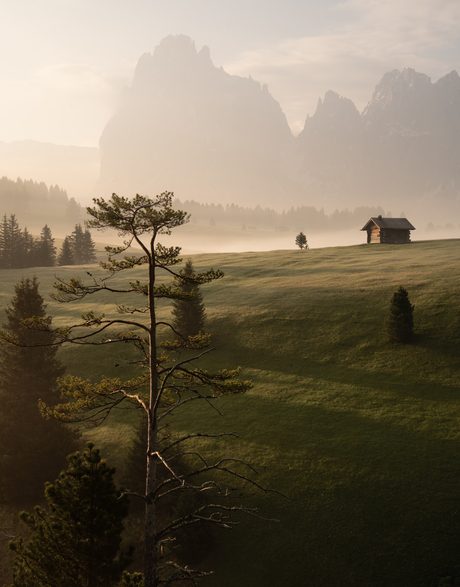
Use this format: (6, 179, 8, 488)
(2, 0, 460, 146)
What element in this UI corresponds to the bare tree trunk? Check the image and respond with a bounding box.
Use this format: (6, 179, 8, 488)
(144, 408, 158, 587)
(145, 245, 158, 587)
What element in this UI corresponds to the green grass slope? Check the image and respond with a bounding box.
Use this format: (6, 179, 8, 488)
(1, 239, 460, 586)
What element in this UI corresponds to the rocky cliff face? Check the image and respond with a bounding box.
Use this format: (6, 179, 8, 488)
(295, 91, 364, 206)
(361, 68, 460, 201)
(98, 36, 460, 221)
(98, 35, 301, 208)
(295, 68, 460, 213)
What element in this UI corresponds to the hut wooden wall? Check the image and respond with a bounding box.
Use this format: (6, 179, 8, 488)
(368, 228, 411, 243)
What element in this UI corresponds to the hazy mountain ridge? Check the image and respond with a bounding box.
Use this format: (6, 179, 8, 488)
(98, 35, 304, 209)
(297, 67, 460, 215)
(96, 36, 460, 225)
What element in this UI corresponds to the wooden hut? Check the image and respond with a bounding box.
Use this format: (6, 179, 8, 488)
(361, 216, 415, 244)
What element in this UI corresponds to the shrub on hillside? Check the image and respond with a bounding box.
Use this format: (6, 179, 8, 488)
(171, 258, 206, 339)
(384, 286, 414, 343)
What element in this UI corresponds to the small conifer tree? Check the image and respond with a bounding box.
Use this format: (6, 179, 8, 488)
(35, 225, 56, 267)
(384, 286, 414, 343)
(57, 236, 75, 265)
(171, 258, 206, 339)
(295, 231, 308, 249)
(82, 228, 97, 263)
(9, 443, 133, 587)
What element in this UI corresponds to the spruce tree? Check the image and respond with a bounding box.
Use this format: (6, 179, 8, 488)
(384, 286, 415, 343)
(9, 443, 133, 587)
(57, 236, 75, 265)
(35, 225, 56, 267)
(171, 258, 206, 339)
(82, 227, 97, 263)
(70, 224, 96, 264)
(0, 277, 79, 503)
(0, 214, 24, 269)
(70, 223, 85, 264)
(22, 227, 36, 268)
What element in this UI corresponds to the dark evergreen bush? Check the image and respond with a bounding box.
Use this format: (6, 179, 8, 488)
(384, 285, 414, 343)
(171, 258, 206, 339)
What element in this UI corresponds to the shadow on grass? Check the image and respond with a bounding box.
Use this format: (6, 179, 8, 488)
(195, 392, 460, 587)
(193, 317, 460, 586)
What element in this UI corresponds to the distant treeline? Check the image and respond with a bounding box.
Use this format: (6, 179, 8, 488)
(0, 214, 96, 269)
(173, 199, 388, 232)
(1, 176, 389, 235)
(0, 176, 84, 227)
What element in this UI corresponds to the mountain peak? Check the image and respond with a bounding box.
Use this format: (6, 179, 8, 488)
(152, 34, 197, 62)
(99, 35, 293, 208)
(435, 69, 460, 92)
(362, 67, 433, 124)
(299, 89, 360, 136)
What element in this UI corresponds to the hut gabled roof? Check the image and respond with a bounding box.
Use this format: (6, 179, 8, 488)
(361, 217, 416, 231)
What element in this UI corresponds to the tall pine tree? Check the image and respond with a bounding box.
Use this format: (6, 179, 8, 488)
(0, 277, 79, 503)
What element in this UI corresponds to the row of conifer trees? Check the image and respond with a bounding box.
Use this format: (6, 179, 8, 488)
(0, 214, 97, 269)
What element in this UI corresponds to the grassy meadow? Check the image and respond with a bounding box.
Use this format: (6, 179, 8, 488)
(1, 238, 460, 586)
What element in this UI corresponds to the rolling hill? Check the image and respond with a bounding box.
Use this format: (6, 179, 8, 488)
(1, 239, 460, 586)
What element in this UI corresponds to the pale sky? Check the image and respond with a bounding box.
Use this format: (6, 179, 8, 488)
(2, 0, 460, 147)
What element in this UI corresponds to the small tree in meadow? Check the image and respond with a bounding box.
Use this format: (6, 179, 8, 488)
(171, 258, 206, 339)
(295, 232, 308, 249)
(384, 286, 414, 343)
